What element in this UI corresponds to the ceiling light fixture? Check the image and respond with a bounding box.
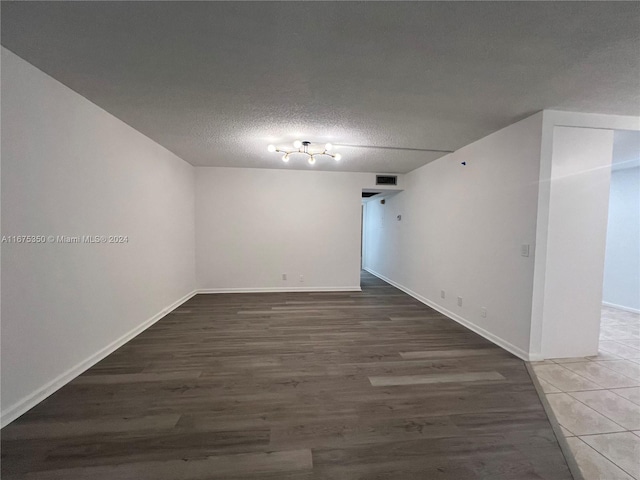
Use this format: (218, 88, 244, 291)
(267, 141, 342, 165)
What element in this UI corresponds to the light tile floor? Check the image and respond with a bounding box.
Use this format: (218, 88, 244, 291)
(530, 306, 640, 480)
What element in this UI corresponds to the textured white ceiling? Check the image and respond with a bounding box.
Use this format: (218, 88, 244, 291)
(2, 2, 639, 173)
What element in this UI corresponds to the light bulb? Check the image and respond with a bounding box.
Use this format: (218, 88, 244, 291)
(267, 144, 276, 152)
(325, 143, 333, 151)
(293, 140, 302, 149)
(308, 155, 316, 165)
(282, 154, 290, 163)
(334, 153, 342, 161)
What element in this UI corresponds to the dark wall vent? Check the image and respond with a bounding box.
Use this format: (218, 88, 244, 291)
(376, 175, 397, 186)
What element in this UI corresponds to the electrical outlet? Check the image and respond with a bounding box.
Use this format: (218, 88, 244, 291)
(440, 290, 445, 299)
(282, 273, 287, 281)
(521, 244, 530, 257)
(481, 307, 487, 318)
(457, 296, 463, 307)
(299, 275, 304, 283)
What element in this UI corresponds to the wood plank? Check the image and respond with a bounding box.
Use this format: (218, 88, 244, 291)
(400, 348, 509, 359)
(72, 371, 202, 385)
(0, 271, 571, 479)
(23, 449, 313, 480)
(1, 414, 180, 440)
(369, 371, 506, 386)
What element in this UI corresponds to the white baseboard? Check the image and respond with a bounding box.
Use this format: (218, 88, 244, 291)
(527, 353, 545, 362)
(3, 276, 535, 427)
(198, 286, 362, 294)
(363, 268, 532, 361)
(1, 289, 198, 428)
(602, 301, 640, 314)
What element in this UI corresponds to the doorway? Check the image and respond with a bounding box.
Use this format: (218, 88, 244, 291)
(599, 129, 640, 359)
(360, 190, 380, 287)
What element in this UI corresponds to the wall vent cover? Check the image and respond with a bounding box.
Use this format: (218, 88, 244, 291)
(376, 175, 397, 186)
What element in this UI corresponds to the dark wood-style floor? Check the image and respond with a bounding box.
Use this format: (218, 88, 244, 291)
(1, 272, 572, 479)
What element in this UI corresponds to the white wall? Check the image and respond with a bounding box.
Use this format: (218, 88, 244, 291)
(603, 166, 640, 312)
(539, 127, 614, 358)
(529, 111, 640, 359)
(1, 48, 197, 425)
(196, 168, 393, 291)
(364, 113, 543, 359)
(4, 44, 633, 426)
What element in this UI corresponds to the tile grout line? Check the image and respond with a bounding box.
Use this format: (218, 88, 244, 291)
(607, 388, 640, 407)
(553, 356, 640, 388)
(598, 339, 640, 359)
(587, 359, 640, 382)
(573, 435, 639, 480)
(534, 362, 607, 391)
(524, 363, 585, 480)
(532, 379, 638, 479)
(562, 391, 628, 433)
(543, 391, 627, 435)
(530, 307, 640, 480)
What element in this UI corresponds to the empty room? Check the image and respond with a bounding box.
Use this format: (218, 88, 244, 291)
(1, 2, 639, 479)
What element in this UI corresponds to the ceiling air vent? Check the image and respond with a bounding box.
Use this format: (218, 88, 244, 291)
(376, 175, 397, 186)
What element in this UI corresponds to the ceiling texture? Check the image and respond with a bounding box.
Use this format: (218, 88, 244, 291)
(2, 1, 639, 173)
